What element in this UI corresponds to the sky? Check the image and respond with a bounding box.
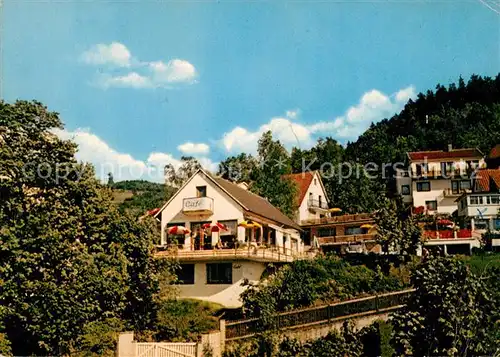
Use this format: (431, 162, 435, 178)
(2, 0, 499, 182)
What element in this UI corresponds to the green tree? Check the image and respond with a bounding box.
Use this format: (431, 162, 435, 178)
(375, 197, 421, 255)
(251, 131, 297, 218)
(0, 100, 173, 355)
(391, 257, 499, 356)
(164, 156, 202, 187)
(217, 153, 258, 183)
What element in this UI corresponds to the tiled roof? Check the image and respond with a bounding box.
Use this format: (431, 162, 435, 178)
(408, 148, 483, 161)
(475, 169, 500, 192)
(489, 144, 500, 159)
(209, 174, 301, 231)
(282, 172, 314, 206)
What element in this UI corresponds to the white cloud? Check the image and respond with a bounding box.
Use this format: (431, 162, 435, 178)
(177, 142, 210, 155)
(81, 42, 197, 89)
(53, 128, 215, 182)
(100, 72, 153, 89)
(81, 42, 132, 67)
(220, 86, 416, 153)
(149, 59, 197, 84)
(285, 109, 300, 120)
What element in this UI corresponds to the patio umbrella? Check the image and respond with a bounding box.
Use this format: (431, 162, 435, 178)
(202, 222, 228, 232)
(167, 225, 191, 235)
(238, 220, 262, 229)
(329, 208, 342, 213)
(360, 224, 373, 229)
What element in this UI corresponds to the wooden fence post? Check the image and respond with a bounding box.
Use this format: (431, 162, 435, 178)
(219, 319, 226, 352)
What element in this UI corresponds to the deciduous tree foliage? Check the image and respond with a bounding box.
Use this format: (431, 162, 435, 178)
(250, 131, 298, 218)
(345, 75, 500, 166)
(391, 257, 500, 356)
(375, 197, 422, 255)
(0, 100, 172, 355)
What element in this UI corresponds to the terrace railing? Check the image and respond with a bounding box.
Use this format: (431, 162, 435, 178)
(317, 233, 376, 245)
(225, 289, 415, 341)
(301, 213, 373, 226)
(155, 245, 307, 263)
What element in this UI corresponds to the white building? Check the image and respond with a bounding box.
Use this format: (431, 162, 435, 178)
(403, 145, 485, 214)
(456, 169, 500, 249)
(154, 169, 304, 307)
(283, 171, 330, 224)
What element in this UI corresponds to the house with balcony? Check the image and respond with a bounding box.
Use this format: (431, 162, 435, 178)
(456, 168, 500, 250)
(153, 169, 304, 307)
(283, 171, 330, 224)
(406, 145, 485, 214)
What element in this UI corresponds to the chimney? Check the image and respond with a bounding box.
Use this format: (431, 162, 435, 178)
(447, 144, 453, 152)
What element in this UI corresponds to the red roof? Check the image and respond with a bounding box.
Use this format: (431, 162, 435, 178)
(282, 172, 314, 205)
(408, 148, 483, 161)
(475, 169, 500, 192)
(489, 144, 500, 159)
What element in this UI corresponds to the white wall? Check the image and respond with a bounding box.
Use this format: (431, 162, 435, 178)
(297, 172, 329, 223)
(412, 179, 458, 214)
(457, 194, 500, 217)
(177, 261, 266, 307)
(395, 170, 412, 204)
(160, 172, 244, 245)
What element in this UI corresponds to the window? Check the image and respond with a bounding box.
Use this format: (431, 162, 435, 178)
(176, 264, 195, 284)
(206, 263, 232, 284)
(309, 192, 313, 201)
(218, 220, 238, 236)
(494, 218, 500, 230)
(470, 196, 483, 205)
(401, 185, 410, 195)
(345, 226, 362, 235)
(317, 227, 336, 237)
(425, 200, 437, 211)
(318, 195, 322, 207)
(314, 178, 317, 185)
(486, 196, 491, 205)
(196, 186, 207, 197)
(491, 196, 499, 205)
(417, 182, 431, 192)
(460, 180, 471, 190)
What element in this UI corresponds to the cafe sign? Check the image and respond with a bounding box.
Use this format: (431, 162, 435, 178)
(183, 197, 213, 214)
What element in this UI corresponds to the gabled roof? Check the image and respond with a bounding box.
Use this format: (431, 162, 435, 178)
(282, 171, 329, 206)
(154, 169, 301, 230)
(282, 172, 314, 205)
(209, 174, 301, 230)
(474, 169, 500, 192)
(488, 144, 500, 159)
(408, 148, 483, 161)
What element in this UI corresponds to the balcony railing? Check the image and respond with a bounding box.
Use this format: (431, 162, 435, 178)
(301, 213, 373, 226)
(442, 188, 471, 197)
(154, 244, 307, 263)
(411, 168, 476, 179)
(307, 199, 329, 210)
(317, 233, 376, 246)
(423, 229, 473, 240)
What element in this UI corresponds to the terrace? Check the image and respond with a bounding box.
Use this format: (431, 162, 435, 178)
(316, 233, 376, 246)
(154, 244, 309, 263)
(300, 213, 373, 226)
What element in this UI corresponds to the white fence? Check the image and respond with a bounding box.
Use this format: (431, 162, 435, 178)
(136, 342, 198, 357)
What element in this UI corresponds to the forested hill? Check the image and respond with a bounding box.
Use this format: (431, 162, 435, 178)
(345, 74, 500, 165)
(110, 180, 175, 215)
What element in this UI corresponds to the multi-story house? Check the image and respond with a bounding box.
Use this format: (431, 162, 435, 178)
(457, 168, 500, 233)
(283, 171, 330, 224)
(403, 145, 485, 214)
(285, 171, 379, 254)
(154, 169, 304, 307)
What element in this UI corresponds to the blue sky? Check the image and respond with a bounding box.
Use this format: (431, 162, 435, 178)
(3, 0, 499, 181)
